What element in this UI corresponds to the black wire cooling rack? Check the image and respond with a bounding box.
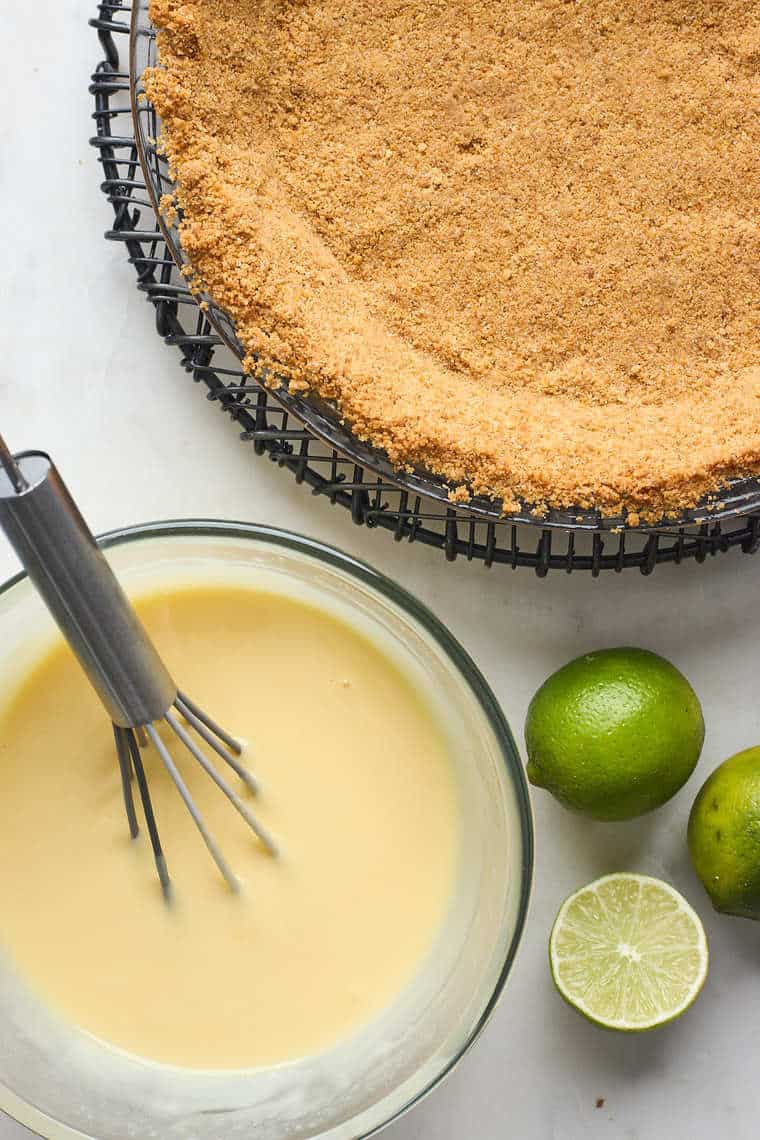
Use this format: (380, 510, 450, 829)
(89, 1, 760, 575)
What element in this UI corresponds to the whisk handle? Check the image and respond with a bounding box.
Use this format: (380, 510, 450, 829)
(0, 451, 176, 727)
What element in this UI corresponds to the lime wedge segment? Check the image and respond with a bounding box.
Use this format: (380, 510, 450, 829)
(549, 873, 708, 1031)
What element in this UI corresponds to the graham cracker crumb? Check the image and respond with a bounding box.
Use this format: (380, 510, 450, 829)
(158, 193, 179, 228)
(448, 485, 472, 506)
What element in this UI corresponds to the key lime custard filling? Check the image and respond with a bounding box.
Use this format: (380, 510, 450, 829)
(0, 582, 461, 1069)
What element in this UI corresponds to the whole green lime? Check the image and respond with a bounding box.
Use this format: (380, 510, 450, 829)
(525, 647, 704, 821)
(688, 747, 760, 920)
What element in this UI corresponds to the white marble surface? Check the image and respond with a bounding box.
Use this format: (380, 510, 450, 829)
(1, 4, 759, 1138)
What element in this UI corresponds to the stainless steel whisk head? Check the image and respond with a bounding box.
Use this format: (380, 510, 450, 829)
(111, 692, 276, 900)
(0, 434, 276, 900)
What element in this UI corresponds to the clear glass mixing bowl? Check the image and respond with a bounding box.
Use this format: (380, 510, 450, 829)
(0, 521, 532, 1140)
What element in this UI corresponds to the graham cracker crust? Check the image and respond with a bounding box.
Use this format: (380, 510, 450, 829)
(146, 0, 760, 521)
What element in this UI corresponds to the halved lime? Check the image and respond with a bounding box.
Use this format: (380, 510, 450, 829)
(549, 873, 708, 1031)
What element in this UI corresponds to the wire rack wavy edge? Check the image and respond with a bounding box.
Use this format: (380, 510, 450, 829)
(89, 1, 760, 576)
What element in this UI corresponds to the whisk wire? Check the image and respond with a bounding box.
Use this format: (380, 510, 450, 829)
(175, 692, 259, 794)
(175, 690, 242, 755)
(145, 723, 239, 893)
(125, 727, 172, 902)
(113, 724, 139, 840)
(165, 710, 278, 856)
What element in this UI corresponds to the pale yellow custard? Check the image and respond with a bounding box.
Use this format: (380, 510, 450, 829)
(0, 584, 460, 1069)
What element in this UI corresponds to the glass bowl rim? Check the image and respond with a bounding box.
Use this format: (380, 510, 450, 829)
(0, 517, 533, 1140)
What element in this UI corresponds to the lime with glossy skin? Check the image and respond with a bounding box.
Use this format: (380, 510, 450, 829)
(688, 747, 760, 920)
(525, 647, 704, 820)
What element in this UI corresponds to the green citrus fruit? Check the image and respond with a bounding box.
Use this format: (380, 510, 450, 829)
(688, 747, 760, 920)
(550, 873, 709, 1031)
(525, 647, 704, 820)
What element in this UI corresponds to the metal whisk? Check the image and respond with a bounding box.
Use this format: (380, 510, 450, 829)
(0, 434, 276, 900)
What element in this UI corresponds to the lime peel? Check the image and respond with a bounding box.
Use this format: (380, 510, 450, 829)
(688, 746, 760, 920)
(550, 873, 708, 1031)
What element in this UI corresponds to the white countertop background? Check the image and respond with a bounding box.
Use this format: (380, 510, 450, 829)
(1, 5, 759, 1138)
